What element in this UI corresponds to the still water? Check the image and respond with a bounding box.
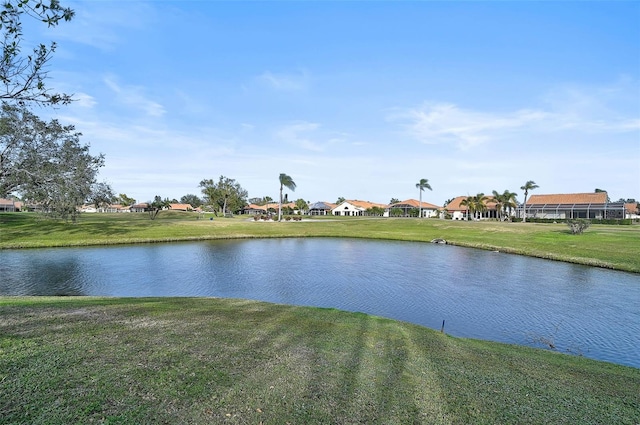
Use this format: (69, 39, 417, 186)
(1, 238, 639, 368)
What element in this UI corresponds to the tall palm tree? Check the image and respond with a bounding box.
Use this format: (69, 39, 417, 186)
(278, 173, 296, 222)
(416, 178, 432, 218)
(520, 180, 539, 223)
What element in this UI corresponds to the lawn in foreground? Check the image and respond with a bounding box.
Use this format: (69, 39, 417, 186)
(1, 297, 638, 424)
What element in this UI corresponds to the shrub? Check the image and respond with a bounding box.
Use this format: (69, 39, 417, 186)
(567, 219, 591, 235)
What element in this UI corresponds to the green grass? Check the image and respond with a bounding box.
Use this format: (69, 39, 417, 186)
(1, 212, 640, 272)
(1, 297, 638, 424)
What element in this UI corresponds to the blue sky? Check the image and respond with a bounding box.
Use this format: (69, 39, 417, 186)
(33, 0, 640, 206)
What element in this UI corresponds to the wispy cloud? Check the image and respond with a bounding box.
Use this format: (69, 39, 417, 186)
(393, 80, 639, 150)
(258, 70, 310, 91)
(392, 103, 547, 150)
(275, 121, 323, 151)
(51, 1, 156, 50)
(104, 76, 166, 117)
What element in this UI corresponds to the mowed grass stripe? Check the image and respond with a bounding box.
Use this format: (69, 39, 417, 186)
(1, 297, 638, 424)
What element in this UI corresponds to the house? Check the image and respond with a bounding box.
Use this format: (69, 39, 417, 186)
(0, 198, 22, 212)
(100, 204, 130, 213)
(522, 192, 626, 220)
(169, 203, 194, 212)
(308, 201, 337, 216)
(387, 199, 441, 218)
(625, 203, 639, 219)
(241, 202, 297, 215)
(242, 203, 267, 215)
(332, 200, 388, 216)
(80, 205, 98, 213)
(445, 196, 499, 220)
(130, 203, 149, 213)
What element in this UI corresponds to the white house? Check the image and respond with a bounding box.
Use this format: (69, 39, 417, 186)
(332, 200, 387, 216)
(386, 199, 441, 218)
(308, 201, 337, 216)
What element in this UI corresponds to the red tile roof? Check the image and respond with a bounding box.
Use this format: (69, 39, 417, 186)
(169, 203, 194, 211)
(344, 200, 388, 209)
(526, 192, 608, 205)
(445, 195, 498, 211)
(389, 199, 441, 209)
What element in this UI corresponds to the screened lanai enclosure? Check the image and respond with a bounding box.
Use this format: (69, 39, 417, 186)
(521, 201, 627, 220)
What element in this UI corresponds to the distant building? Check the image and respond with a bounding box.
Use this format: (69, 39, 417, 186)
(308, 201, 337, 216)
(445, 196, 499, 220)
(332, 200, 388, 216)
(387, 199, 441, 218)
(0, 198, 22, 212)
(521, 192, 626, 220)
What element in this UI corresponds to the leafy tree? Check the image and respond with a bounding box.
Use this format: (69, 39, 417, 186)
(336, 196, 345, 205)
(278, 173, 296, 222)
(199, 175, 248, 216)
(389, 197, 400, 204)
(444, 198, 454, 207)
(1, 0, 74, 106)
(416, 178, 432, 218)
(148, 195, 169, 220)
(116, 193, 135, 207)
(180, 194, 202, 207)
(520, 180, 539, 222)
(89, 182, 115, 210)
(295, 198, 308, 215)
(0, 103, 105, 221)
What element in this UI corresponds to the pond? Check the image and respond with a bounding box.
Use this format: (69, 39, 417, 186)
(1, 238, 639, 368)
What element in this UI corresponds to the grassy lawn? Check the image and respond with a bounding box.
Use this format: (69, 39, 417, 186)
(1, 212, 639, 272)
(1, 297, 639, 424)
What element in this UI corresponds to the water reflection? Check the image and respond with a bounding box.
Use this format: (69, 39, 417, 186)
(1, 239, 639, 368)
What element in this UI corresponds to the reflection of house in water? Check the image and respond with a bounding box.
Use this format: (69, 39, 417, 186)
(521, 192, 628, 220)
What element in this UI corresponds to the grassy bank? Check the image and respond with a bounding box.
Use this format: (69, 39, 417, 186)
(1, 212, 639, 272)
(1, 297, 638, 424)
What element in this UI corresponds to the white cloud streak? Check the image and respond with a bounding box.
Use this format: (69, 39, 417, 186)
(258, 70, 309, 91)
(104, 76, 166, 117)
(393, 81, 639, 151)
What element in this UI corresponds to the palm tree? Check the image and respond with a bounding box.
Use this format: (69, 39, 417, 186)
(460, 196, 472, 220)
(472, 193, 488, 220)
(416, 178, 432, 218)
(492, 190, 505, 221)
(461, 193, 488, 220)
(520, 180, 539, 222)
(278, 173, 296, 222)
(491, 189, 518, 221)
(502, 190, 518, 219)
